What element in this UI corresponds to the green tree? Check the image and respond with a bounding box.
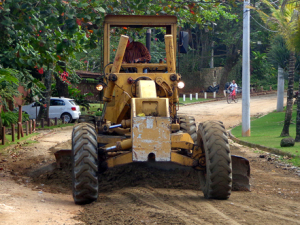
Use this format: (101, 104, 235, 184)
(0, 67, 20, 139)
(0, 0, 241, 121)
(0, 0, 106, 120)
(251, 0, 299, 137)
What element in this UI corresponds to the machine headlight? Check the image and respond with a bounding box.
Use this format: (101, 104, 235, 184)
(178, 81, 185, 89)
(96, 84, 103, 91)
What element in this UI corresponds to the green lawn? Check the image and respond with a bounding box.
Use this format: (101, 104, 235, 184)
(89, 103, 103, 112)
(231, 107, 300, 165)
(179, 97, 209, 104)
(80, 103, 103, 116)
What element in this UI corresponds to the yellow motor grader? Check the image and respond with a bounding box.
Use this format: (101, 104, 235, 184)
(56, 15, 250, 204)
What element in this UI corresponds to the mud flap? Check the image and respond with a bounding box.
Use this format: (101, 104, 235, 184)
(231, 155, 251, 191)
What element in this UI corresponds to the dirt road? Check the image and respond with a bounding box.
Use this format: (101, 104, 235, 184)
(2, 93, 300, 225)
(178, 93, 286, 129)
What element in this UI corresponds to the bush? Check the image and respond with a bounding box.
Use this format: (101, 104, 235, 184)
(95, 111, 102, 116)
(1, 111, 18, 126)
(0, 111, 29, 126)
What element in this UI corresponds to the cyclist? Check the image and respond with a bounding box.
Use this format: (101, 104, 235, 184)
(227, 80, 238, 100)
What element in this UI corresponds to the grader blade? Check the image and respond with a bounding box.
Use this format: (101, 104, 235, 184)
(54, 149, 72, 168)
(231, 155, 251, 191)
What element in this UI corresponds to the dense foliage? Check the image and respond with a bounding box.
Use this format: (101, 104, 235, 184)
(1, 0, 299, 110)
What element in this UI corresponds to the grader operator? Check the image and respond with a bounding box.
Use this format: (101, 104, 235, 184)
(55, 15, 250, 204)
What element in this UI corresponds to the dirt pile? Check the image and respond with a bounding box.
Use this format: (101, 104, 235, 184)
(28, 162, 201, 195)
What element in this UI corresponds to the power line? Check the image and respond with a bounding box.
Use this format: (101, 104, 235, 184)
(250, 15, 278, 32)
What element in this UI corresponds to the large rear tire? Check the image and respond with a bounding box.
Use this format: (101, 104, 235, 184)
(197, 121, 232, 199)
(178, 115, 197, 144)
(72, 123, 98, 204)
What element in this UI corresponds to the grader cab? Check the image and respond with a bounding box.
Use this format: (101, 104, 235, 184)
(58, 15, 250, 204)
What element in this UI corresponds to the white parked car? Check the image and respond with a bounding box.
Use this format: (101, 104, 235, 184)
(22, 97, 81, 123)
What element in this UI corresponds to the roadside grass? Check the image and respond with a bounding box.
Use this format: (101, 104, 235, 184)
(231, 106, 300, 166)
(80, 103, 103, 116)
(179, 97, 209, 104)
(0, 122, 74, 153)
(0, 132, 39, 152)
(36, 123, 74, 130)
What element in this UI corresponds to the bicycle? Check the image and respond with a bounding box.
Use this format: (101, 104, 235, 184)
(227, 90, 238, 104)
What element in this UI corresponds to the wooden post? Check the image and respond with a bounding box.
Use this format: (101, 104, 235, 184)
(20, 122, 24, 138)
(26, 121, 29, 136)
(41, 118, 44, 128)
(21, 123, 24, 137)
(55, 117, 57, 126)
(12, 124, 15, 142)
(17, 123, 20, 140)
(29, 120, 32, 134)
(18, 105, 22, 123)
(47, 118, 50, 127)
(33, 119, 36, 132)
(2, 127, 5, 145)
(62, 116, 65, 124)
(18, 105, 24, 138)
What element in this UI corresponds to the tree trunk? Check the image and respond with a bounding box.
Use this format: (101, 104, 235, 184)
(54, 73, 69, 98)
(0, 117, 3, 141)
(37, 66, 52, 121)
(55, 61, 69, 98)
(36, 104, 46, 122)
(45, 67, 52, 120)
(219, 53, 239, 92)
(277, 65, 284, 112)
(281, 51, 295, 137)
(295, 55, 300, 141)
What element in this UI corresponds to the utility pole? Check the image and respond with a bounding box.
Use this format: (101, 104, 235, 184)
(242, 0, 251, 136)
(146, 29, 151, 53)
(277, 65, 284, 112)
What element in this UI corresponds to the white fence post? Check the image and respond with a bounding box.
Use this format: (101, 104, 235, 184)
(183, 94, 186, 102)
(190, 93, 192, 100)
(204, 92, 207, 99)
(223, 90, 226, 97)
(196, 93, 198, 100)
(213, 92, 216, 99)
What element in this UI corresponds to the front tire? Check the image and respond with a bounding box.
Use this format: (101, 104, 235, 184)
(72, 123, 98, 204)
(197, 121, 232, 199)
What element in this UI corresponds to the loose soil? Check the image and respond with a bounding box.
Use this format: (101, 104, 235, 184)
(2, 93, 300, 225)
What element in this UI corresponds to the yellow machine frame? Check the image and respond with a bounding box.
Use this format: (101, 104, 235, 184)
(98, 15, 204, 169)
(67, 15, 250, 205)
